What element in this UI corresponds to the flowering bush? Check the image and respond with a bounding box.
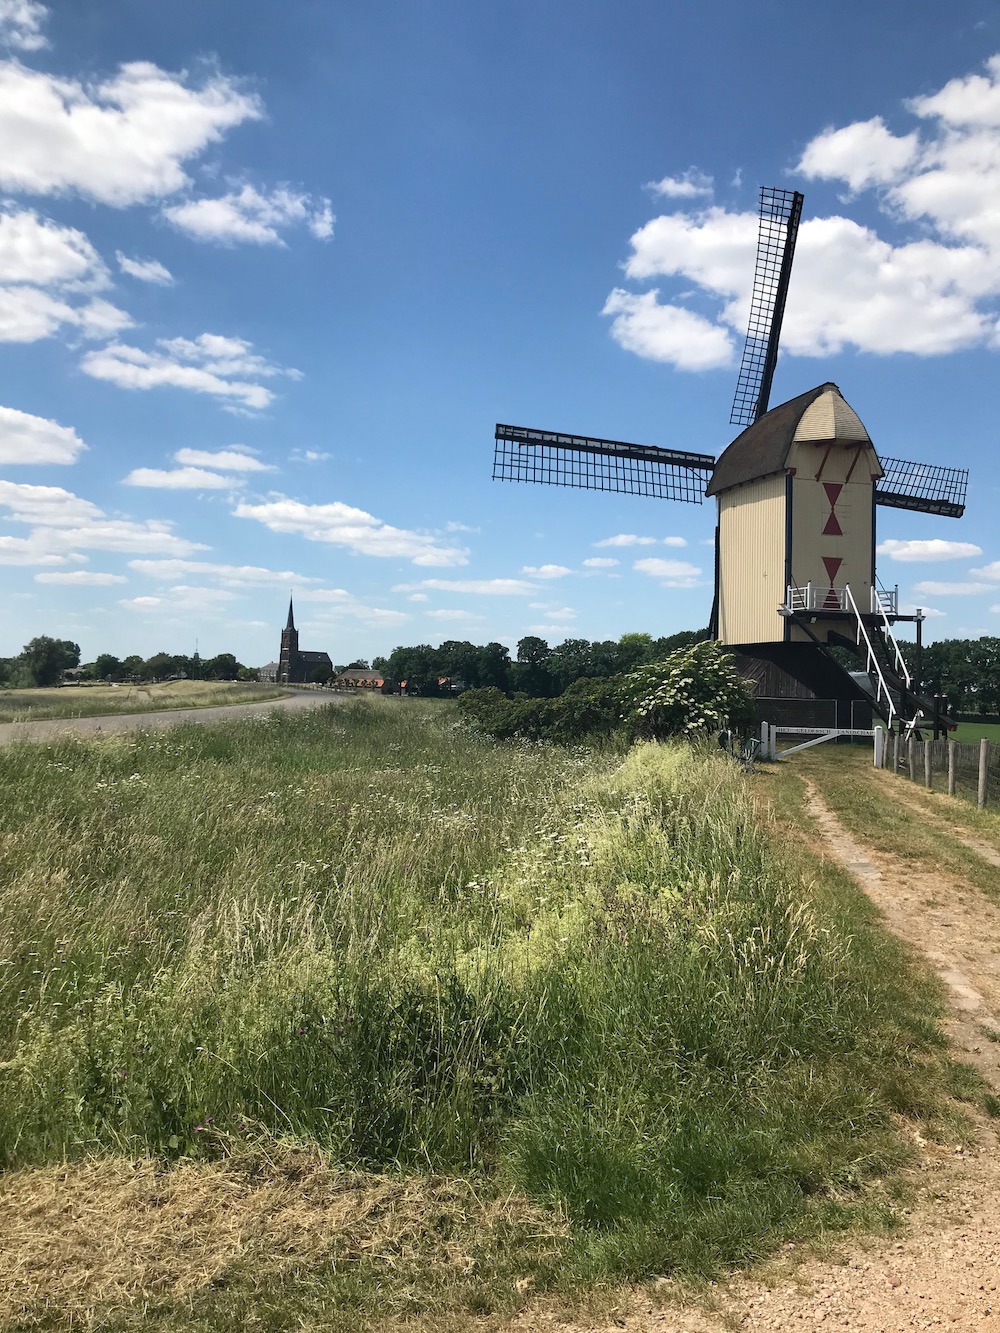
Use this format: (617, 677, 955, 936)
(624, 640, 755, 740)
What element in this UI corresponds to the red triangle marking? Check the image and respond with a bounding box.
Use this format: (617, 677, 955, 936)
(823, 556, 843, 584)
(823, 512, 844, 536)
(823, 482, 843, 506)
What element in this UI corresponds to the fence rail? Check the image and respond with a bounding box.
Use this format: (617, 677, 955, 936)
(885, 734, 1000, 809)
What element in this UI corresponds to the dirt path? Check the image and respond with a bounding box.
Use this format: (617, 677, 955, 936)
(516, 772, 1000, 1333)
(0, 689, 344, 747)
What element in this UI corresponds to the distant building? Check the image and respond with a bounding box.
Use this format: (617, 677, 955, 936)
(335, 668, 385, 689)
(259, 661, 280, 683)
(277, 597, 333, 683)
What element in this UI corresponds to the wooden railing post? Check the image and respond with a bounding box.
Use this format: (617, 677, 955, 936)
(893, 732, 900, 772)
(908, 737, 916, 783)
(978, 738, 989, 809)
(948, 740, 956, 797)
(924, 741, 933, 790)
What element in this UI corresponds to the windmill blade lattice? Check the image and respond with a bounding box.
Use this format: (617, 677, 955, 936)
(493, 424, 714, 503)
(730, 187, 804, 429)
(875, 456, 968, 519)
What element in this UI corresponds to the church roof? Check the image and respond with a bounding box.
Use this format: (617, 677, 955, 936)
(706, 383, 874, 497)
(285, 596, 296, 630)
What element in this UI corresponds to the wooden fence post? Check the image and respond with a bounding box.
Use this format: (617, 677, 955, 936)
(893, 732, 900, 772)
(948, 740, 956, 797)
(978, 738, 990, 809)
(924, 741, 933, 790)
(908, 737, 916, 783)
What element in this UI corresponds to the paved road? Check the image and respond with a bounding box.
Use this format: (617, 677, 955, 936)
(0, 689, 340, 747)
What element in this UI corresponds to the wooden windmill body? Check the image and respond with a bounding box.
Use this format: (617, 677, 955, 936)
(494, 188, 969, 732)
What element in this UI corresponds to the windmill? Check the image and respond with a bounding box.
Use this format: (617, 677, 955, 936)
(493, 187, 969, 733)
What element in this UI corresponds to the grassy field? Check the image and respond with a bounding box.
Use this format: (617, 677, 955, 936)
(0, 678, 288, 723)
(951, 720, 1000, 743)
(0, 699, 972, 1330)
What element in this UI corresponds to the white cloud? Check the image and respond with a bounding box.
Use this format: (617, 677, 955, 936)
(797, 117, 920, 190)
(0, 479, 206, 557)
(0, 1, 47, 51)
(123, 466, 239, 490)
(121, 584, 239, 615)
(913, 581, 990, 595)
(408, 592, 429, 602)
(0, 208, 107, 288)
(970, 561, 1000, 580)
(234, 497, 469, 567)
(81, 333, 297, 412)
(602, 287, 735, 370)
(877, 538, 983, 561)
(529, 605, 575, 620)
(520, 563, 571, 579)
(35, 569, 126, 585)
(662, 536, 688, 547)
(527, 624, 574, 637)
(0, 285, 132, 343)
(595, 533, 658, 547)
(0, 404, 85, 463)
(175, 446, 274, 472)
(393, 578, 536, 595)
(290, 448, 330, 463)
(0, 534, 68, 565)
(427, 608, 486, 622)
(647, 169, 713, 199)
(0, 59, 261, 206)
(633, 557, 702, 587)
(582, 556, 619, 568)
(129, 557, 322, 589)
(116, 251, 173, 285)
(445, 520, 480, 534)
(164, 183, 334, 246)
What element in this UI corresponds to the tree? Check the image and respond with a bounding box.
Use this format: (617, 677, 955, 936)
(20, 636, 80, 687)
(476, 641, 511, 692)
(143, 651, 182, 681)
(624, 640, 755, 739)
(205, 652, 241, 681)
(93, 653, 122, 680)
(512, 636, 554, 696)
(121, 655, 145, 679)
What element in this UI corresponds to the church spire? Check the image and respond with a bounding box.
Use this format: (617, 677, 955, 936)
(286, 594, 295, 630)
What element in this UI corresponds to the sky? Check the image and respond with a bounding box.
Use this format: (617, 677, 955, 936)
(3, 0, 1000, 666)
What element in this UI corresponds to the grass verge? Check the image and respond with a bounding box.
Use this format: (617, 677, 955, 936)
(0, 679, 289, 724)
(0, 702, 968, 1329)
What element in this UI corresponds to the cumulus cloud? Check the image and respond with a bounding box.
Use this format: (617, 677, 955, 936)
(164, 183, 334, 245)
(520, 563, 571, 579)
(35, 569, 126, 585)
(123, 466, 239, 490)
(0, 207, 107, 288)
(0, 285, 132, 343)
(0, 0, 48, 52)
(426, 608, 486, 622)
(877, 538, 983, 561)
(970, 561, 1000, 580)
(174, 446, 274, 472)
(392, 578, 536, 595)
(608, 54, 1000, 370)
(234, 497, 469, 567)
(647, 168, 713, 199)
(0, 59, 261, 206)
(0, 479, 206, 558)
(594, 533, 658, 547)
(0, 404, 85, 463)
(129, 558, 319, 587)
(81, 333, 297, 412)
(582, 556, 619, 568)
(121, 584, 239, 615)
(116, 251, 173, 285)
(633, 557, 702, 587)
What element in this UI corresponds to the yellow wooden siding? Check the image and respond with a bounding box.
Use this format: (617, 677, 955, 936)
(717, 472, 786, 645)
(786, 439, 878, 642)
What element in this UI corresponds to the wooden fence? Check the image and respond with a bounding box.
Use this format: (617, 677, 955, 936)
(886, 734, 1000, 809)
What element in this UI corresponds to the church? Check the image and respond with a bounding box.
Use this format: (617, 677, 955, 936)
(261, 597, 333, 684)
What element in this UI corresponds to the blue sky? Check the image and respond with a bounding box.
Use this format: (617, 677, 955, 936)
(2, 0, 1000, 666)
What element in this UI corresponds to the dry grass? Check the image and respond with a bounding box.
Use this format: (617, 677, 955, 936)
(0, 1148, 567, 1330)
(0, 680, 288, 724)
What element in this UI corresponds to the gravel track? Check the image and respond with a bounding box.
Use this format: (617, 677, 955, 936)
(0, 689, 341, 747)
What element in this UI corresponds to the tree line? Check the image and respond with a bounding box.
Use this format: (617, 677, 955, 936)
(371, 630, 709, 696)
(0, 637, 257, 689)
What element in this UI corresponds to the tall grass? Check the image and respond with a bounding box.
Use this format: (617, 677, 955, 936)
(0, 698, 952, 1286)
(0, 679, 287, 724)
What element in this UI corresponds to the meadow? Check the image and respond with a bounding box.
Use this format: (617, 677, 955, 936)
(0, 698, 970, 1329)
(0, 678, 288, 724)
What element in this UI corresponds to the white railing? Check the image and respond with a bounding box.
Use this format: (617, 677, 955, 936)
(872, 588, 911, 687)
(843, 583, 896, 730)
(786, 583, 850, 612)
(871, 585, 898, 616)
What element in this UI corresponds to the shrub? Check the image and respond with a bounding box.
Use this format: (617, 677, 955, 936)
(624, 639, 754, 740)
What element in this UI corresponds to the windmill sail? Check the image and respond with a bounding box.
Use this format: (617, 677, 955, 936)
(875, 456, 968, 518)
(730, 187, 804, 429)
(493, 424, 714, 502)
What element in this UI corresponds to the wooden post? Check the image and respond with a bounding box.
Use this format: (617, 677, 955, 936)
(873, 728, 884, 769)
(978, 738, 989, 809)
(948, 741, 956, 797)
(893, 731, 900, 772)
(924, 740, 933, 789)
(908, 737, 916, 783)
